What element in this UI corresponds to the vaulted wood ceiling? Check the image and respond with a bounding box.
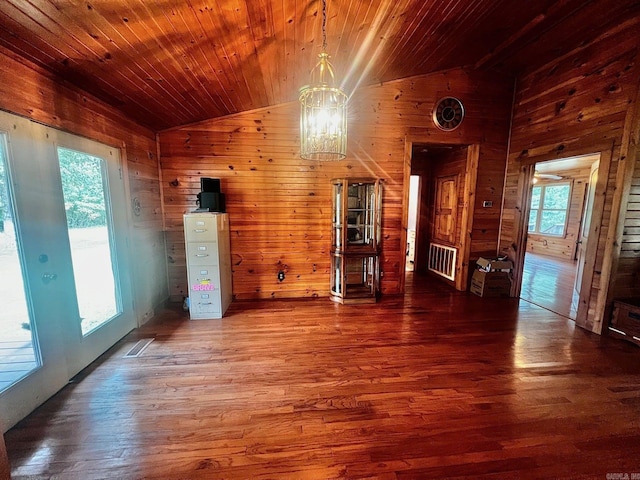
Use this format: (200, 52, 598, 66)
(0, 0, 638, 131)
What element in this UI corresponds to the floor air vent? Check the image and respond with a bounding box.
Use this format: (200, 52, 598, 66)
(123, 338, 154, 358)
(428, 243, 457, 281)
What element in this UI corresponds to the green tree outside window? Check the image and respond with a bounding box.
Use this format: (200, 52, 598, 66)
(528, 183, 571, 236)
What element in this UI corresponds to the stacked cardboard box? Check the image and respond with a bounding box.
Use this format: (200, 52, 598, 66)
(470, 257, 513, 297)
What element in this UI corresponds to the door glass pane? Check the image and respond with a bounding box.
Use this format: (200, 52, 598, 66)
(0, 134, 40, 392)
(347, 183, 375, 246)
(333, 182, 342, 249)
(57, 147, 121, 336)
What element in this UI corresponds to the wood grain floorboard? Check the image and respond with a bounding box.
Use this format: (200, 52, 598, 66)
(4, 273, 640, 479)
(521, 252, 578, 319)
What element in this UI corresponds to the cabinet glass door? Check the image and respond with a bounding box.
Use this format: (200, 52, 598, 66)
(345, 255, 377, 296)
(330, 178, 382, 304)
(331, 254, 343, 297)
(347, 182, 375, 247)
(332, 181, 343, 249)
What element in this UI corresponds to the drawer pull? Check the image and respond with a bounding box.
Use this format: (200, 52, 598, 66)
(609, 327, 627, 336)
(193, 229, 207, 233)
(195, 254, 209, 257)
(628, 311, 640, 321)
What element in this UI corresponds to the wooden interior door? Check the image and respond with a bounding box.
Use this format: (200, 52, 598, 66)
(574, 160, 599, 302)
(433, 174, 458, 244)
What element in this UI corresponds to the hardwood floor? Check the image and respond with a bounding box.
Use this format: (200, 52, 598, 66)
(521, 252, 578, 319)
(5, 273, 640, 479)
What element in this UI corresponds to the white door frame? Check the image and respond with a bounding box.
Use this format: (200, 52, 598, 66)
(0, 113, 70, 431)
(0, 110, 136, 431)
(52, 131, 136, 378)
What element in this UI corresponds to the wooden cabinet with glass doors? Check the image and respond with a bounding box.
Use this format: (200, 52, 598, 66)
(330, 178, 382, 304)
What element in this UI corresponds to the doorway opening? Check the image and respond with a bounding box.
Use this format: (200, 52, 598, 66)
(406, 175, 419, 272)
(404, 143, 477, 292)
(520, 153, 601, 319)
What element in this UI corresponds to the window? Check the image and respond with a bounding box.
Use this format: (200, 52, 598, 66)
(528, 183, 571, 236)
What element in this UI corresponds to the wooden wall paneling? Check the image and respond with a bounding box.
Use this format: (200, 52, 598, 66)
(477, 3, 640, 73)
(460, 144, 479, 290)
(160, 104, 335, 301)
(416, 174, 432, 276)
(500, 19, 640, 333)
(472, 142, 510, 260)
(400, 136, 413, 291)
(416, 154, 439, 277)
(597, 79, 640, 331)
(159, 68, 512, 301)
(410, 150, 432, 276)
(618, 174, 640, 297)
(0, 45, 168, 325)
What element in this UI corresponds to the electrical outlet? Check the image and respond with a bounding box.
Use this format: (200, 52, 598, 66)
(278, 271, 285, 282)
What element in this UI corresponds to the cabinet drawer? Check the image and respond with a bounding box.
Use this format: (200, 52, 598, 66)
(184, 216, 219, 242)
(189, 292, 221, 317)
(185, 243, 219, 265)
(188, 269, 221, 314)
(612, 300, 640, 337)
(188, 268, 221, 290)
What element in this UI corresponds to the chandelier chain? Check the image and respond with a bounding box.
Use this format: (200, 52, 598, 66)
(322, 0, 327, 51)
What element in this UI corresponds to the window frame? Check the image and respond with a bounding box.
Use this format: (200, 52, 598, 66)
(528, 181, 572, 238)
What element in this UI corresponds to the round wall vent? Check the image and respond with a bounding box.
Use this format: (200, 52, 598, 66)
(432, 97, 465, 131)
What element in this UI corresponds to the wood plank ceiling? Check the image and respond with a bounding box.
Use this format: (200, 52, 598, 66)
(0, 0, 638, 131)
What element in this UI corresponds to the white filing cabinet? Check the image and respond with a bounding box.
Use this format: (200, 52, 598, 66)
(183, 213, 233, 319)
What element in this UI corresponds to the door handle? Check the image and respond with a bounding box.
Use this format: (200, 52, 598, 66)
(42, 272, 58, 284)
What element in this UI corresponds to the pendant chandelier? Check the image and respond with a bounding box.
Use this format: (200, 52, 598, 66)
(299, 0, 348, 161)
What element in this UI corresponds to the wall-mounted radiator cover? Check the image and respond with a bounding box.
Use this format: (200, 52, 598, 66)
(428, 243, 457, 281)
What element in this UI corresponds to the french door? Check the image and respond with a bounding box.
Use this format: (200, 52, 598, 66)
(0, 111, 135, 431)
